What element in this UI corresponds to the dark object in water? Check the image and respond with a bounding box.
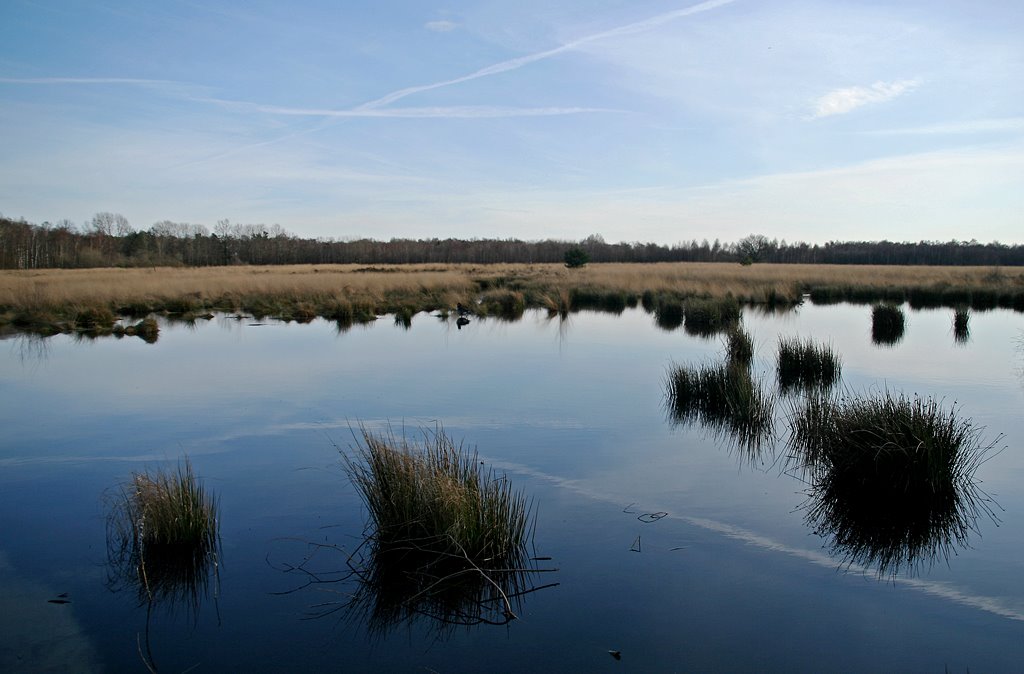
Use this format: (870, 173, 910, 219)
(608, 650, 622, 660)
(457, 316, 470, 330)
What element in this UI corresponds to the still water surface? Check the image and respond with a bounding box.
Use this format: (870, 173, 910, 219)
(1, 303, 1023, 672)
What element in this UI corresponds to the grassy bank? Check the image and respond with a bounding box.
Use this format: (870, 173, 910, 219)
(3, 262, 1024, 335)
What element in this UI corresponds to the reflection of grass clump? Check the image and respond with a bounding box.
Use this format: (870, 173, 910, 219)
(107, 459, 220, 607)
(953, 307, 970, 343)
(654, 296, 684, 330)
(666, 362, 775, 454)
(777, 336, 841, 392)
(724, 327, 754, 366)
(871, 303, 906, 345)
(788, 391, 996, 575)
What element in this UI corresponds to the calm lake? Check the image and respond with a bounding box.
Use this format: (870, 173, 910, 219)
(2, 302, 1023, 672)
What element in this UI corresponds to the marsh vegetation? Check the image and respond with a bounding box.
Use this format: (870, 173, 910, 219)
(4, 262, 1023, 336)
(777, 337, 842, 393)
(106, 459, 220, 610)
(871, 303, 906, 345)
(666, 360, 776, 456)
(280, 426, 555, 633)
(787, 391, 998, 575)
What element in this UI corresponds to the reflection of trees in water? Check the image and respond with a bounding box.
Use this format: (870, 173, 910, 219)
(787, 392, 1000, 576)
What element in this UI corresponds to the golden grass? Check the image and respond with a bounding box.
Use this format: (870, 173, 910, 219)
(2, 262, 1022, 331)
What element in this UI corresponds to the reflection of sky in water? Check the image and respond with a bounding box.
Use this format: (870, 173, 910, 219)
(2, 305, 1024, 671)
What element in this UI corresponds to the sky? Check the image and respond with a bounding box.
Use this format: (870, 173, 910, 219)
(1, 0, 1022, 245)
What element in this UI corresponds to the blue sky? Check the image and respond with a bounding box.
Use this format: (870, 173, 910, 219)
(1, 0, 1022, 245)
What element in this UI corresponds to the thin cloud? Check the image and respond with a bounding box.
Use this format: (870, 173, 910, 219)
(225, 101, 616, 119)
(811, 79, 920, 118)
(356, 0, 739, 110)
(864, 117, 1024, 135)
(0, 76, 178, 86)
(425, 20, 457, 33)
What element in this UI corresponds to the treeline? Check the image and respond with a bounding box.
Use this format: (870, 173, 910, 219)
(2, 213, 1023, 269)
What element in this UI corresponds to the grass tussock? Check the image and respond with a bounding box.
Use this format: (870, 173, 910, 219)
(777, 336, 841, 393)
(112, 317, 160, 343)
(336, 426, 544, 630)
(787, 391, 998, 575)
(106, 459, 220, 608)
(871, 303, 906, 345)
(683, 297, 741, 337)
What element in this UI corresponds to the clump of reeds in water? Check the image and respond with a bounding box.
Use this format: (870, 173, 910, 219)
(777, 336, 841, 393)
(953, 307, 970, 344)
(666, 362, 775, 457)
(787, 391, 997, 576)
(112, 317, 160, 343)
(871, 303, 906, 345)
(106, 459, 220, 610)
(338, 426, 545, 631)
(477, 289, 526, 320)
(569, 287, 630, 314)
(683, 297, 741, 337)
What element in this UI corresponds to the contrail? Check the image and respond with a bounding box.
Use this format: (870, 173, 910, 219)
(355, 0, 739, 110)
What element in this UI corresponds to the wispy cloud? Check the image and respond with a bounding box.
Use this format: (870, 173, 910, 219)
(208, 100, 615, 119)
(0, 76, 175, 85)
(811, 79, 920, 118)
(425, 20, 457, 33)
(864, 117, 1024, 135)
(356, 0, 738, 110)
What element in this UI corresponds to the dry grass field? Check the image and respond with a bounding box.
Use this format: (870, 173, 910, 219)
(2, 262, 1023, 335)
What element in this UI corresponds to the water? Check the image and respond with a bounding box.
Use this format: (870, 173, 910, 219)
(2, 304, 1023, 672)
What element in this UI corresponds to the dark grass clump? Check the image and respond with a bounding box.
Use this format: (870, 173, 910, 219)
(666, 362, 775, 457)
(393, 306, 414, 329)
(569, 287, 630, 314)
(654, 296, 684, 331)
(683, 297, 741, 337)
(329, 426, 547, 631)
(73, 304, 117, 333)
(478, 289, 525, 320)
(871, 303, 906, 345)
(953, 307, 970, 344)
(113, 317, 160, 343)
(724, 327, 754, 366)
(106, 459, 220, 610)
(777, 336, 841, 393)
(787, 391, 998, 576)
